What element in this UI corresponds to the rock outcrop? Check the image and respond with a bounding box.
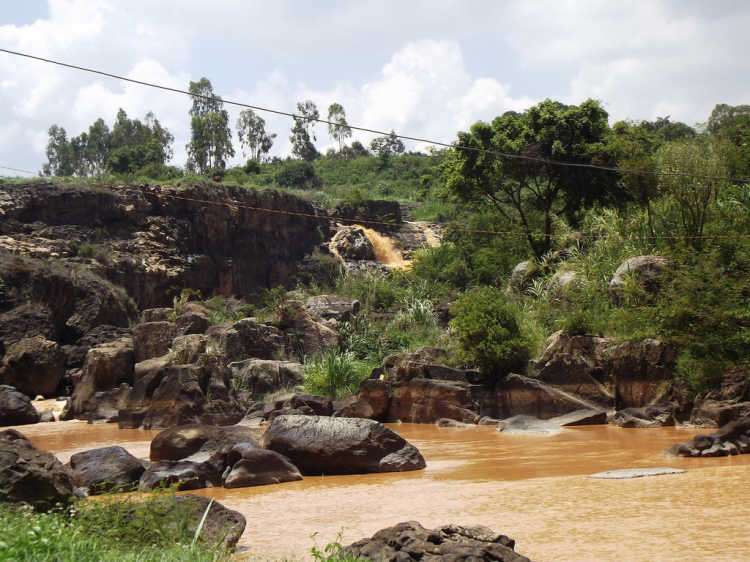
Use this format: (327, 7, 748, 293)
(0, 337, 66, 397)
(0, 385, 41, 426)
(664, 415, 750, 457)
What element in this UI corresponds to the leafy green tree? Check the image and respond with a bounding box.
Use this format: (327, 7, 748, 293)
(370, 130, 405, 157)
(340, 140, 370, 159)
(42, 125, 75, 176)
(327, 103, 352, 152)
(707, 103, 750, 177)
(443, 99, 616, 259)
(236, 109, 276, 161)
(186, 78, 235, 172)
(84, 118, 111, 174)
(656, 136, 733, 250)
(645, 116, 696, 142)
(290, 100, 320, 161)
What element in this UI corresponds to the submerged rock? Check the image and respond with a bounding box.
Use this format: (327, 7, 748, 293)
(590, 467, 686, 479)
(496, 415, 563, 434)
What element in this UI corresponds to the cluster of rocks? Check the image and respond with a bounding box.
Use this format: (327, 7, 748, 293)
(664, 414, 750, 458)
(344, 521, 530, 562)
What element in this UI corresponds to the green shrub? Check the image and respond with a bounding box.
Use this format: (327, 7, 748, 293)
(450, 286, 531, 376)
(275, 161, 320, 189)
(303, 348, 368, 399)
(70, 242, 99, 258)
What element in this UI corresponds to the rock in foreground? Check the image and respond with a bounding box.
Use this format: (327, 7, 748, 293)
(344, 521, 530, 562)
(263, 415, 426, 475)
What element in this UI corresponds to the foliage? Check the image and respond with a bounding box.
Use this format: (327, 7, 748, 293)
(303, 348, 368, 399)
(236, 109, 276, 162)
(275, 161, 320, 189)
(370, 130, 405, 157)
(0, 495, 233, 562)
(450, 286, 532, 376)
(290, 100, 320, 162)
(443, 98, 618, 258)
(186, 78, 235, 173)
(327, 103, 352, 152)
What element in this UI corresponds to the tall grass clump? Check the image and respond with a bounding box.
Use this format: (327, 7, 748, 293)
(303, 348, 369, 399)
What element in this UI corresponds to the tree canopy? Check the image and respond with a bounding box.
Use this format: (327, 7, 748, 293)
(186, 78, 234, 173)
(443, 99, 617, 258)
(236, 109, 276, 162)
(290, 100, 320, 161)
(327, 103, 352, 152)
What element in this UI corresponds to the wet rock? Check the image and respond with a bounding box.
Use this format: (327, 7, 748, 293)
(387, 378, 479, 424)
(149, 424, 263, 461)
(69, 446, 150, 495)
(0, 428, 74, 511)
(344, 521, 530, 562)
(0, 385, 41, 426)
(496, 415, 563, 434)
(263, 415, 426, 475)
(481, 373, 600, 421)
(0, 336, 66, 397)
(139, 450, 227, 492)
(331, 227, 376, 261)
(304, 295, 360, 322)
(549, 409, 608, 426)
(229, 359, 304, 400)
(39, 410, 56, 423)
(609, 255, 672, 306)
(590, 467, 686, 479)
(664, 415, 750, 458)
(222, 443, 302, 488)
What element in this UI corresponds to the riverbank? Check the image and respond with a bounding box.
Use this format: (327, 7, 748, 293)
(14, 420, 750, 561)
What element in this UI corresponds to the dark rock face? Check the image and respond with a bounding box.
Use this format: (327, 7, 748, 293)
(222, 443, 302, 488)
(246, 392, 334, 424)
(333, 379, 392, 420)
(149, 424, 263, 462)
(263, 415, 426, 475)
(387, 378, 479, 424)
(229, 359, 304, 401)
(133, 322, 179, 363)
(664, 415, 750, 457)
(0, 429, 74, 511)
(139, 450, 227, 492)
(344, 521, 530, 562)
(69, 446, 150, 495)
(0, 385, 41, 426)
(481, 373, 599, 421)
(0, 336, 66, 397)
(0, 182, 324, 310)
(496, 415, 563, 434)
(607, 339, 674, 408)
(205, 318, 299, 363)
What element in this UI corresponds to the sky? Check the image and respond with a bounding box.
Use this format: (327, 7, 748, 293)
(1, 0, 750, 175)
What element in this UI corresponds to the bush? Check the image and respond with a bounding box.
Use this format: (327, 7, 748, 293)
(450, 286, 531, 376)
(275, 161, 320, 189)
(303, 348, 367, 399)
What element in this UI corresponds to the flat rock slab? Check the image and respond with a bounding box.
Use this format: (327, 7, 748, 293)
(589, 467, 686, 479)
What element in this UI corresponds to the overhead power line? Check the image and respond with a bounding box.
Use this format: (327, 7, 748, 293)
(3, 165, 750, 242)
(1, 47, 749, 184)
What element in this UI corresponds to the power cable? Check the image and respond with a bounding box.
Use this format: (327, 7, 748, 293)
(1, 47, 749, 184)
(3, 165, 750, 241)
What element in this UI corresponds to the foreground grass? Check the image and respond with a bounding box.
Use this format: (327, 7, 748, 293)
(0, 500, 234, 562)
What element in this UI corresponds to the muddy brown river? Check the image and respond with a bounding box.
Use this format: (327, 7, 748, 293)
(15, 420, 750, 561)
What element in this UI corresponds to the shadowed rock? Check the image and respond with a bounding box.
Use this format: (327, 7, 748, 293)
(0, 385, 40, 426)
(222, 443, 302, 488)
(69, 446, 150, 495)
(150, 424, 263, 461)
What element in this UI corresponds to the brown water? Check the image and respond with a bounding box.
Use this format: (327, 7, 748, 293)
(16, 421, 750, 561)
(360, 227, 409, 269)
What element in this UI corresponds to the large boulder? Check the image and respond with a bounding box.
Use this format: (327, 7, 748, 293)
(0, 336, 66, 397)
(333, 378, 392, 420)
(386, 378, 479, 424)
(609, 255, 672, 306)
(0, 385, 41, 426)
(330, 227, 376, 261)
(62, 340, 135, 420)
(304, 295, 360, 322)
(133, 321, 179, 363)
(263, 415, 426, 475)
(0, 429, 74, 510)
(150, 424, 263, 461)
(664, 415, 750, 458)
(344, 521, 530, 562)
(222, 443, 302, 488)
(139, 450, 227, 492)
(229, 359, 304, 400)
(69, 446, 150, 495)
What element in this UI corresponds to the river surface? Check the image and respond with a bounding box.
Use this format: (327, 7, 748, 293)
(16, 420, 750, 562)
